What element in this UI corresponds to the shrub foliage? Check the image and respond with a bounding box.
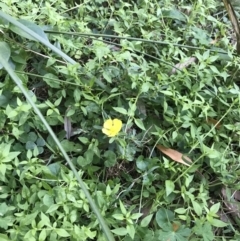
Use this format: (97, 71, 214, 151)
(0, 0, 240, 240)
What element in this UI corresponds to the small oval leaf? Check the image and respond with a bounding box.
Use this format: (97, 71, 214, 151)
(140, 214, 153, 227)
(112, 107, 128, 115)
(134, 118, 146, 130)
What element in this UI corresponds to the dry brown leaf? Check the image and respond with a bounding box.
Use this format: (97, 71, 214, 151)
(172, 222, 180, 232)
(64, 116, 72, 139)
(64, 106, 72, 139)
(157, 145, 192, 166)
(233, 190, 240, 201)
(170, 57, 196, 75)
(221, 188, 240, 219)
(206, 118, 221, 129)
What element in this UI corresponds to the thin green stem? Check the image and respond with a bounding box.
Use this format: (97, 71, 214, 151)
(83, 36, 183, 72)
(0, 56, 115, 241)
(45, 31, 230, 55)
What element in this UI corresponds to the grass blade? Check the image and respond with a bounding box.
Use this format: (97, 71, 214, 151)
(0, 40, 115, 241)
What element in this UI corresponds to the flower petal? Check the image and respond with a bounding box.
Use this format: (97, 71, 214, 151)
(102, 118, 122, 137)
(102, 127, 110, 136)
(112, 119, 122, 133)
(103, 119, 113, 129)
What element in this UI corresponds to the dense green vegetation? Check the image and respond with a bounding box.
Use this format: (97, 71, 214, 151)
(0, 0, 240, 240)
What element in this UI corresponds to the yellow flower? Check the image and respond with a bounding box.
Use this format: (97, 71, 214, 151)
(102, 119, 122, 137)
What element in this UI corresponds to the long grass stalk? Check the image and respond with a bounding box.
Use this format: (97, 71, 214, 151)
(0, 10, 115, 241)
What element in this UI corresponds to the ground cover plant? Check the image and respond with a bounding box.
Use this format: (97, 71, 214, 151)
(0, 0, 240, 240)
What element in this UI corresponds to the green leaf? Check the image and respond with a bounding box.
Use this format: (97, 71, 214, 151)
(202, 145, 221, 159)
(210, 202, 220, 214)
(24, 230, 37, 240)
(131, 213, 143, 219)
(43, 73, 61, 88)
(134, 118, 146, 130)
(155, 208, 174, 229)
(0, 94, 9, 107)
(103, 71, 112, 83)
(0, 203, 8, 216)
(78, 137, 89, 144)
(77, 156, 88, 167)
(165, 180, 175, 196)
(36, 145, 42, 155)
(84, 149, 94, 165)
(119, 200, 127, 215)
(73, 88, 81, 102)
(162, 8, 187, 22)
(43, 194, 54, 207)
(111, 228, 128, 236)
(26, 141, 37, 150)
(60, 140, 82, 153)
(209, 218, 228, 228)
(193, 221, 214, 241)
(136, 158, 148, 171)
(141, 82, 150, 92)
(28, 132, 38, 142)
(20, 211, 38, 226)
(210, 65, 220, 74)
(55, 229, 70, 237)
(158, 223, 191, 241)
(127, 224, 135, 239)
(112, 213, 125, 220)
(2, 143, 10, 157)
(140, 214, 154, 227)
(54, 97, 62, 106)
(104, 150, 117, 167)
(174, 208, 186, 214)
(0, 216, 12, 230)
(67, 193, 76, 202)
(0, 42, 11, 69)
(94, 45, 110, 59)
(112, 107, 128, 115)
(83, 227, 96, 239)
(106, 185, 111, 196)
(46, 204, 60, 213)
(47, 163, 61, 176)
(0, 233, 11, 241)
(7, 109, 18, 118)
(192, 200, 202, 216)
(36, 138, 45, 147)
(40, 212, 51, 227)
(128, 102, 137, 116)
(39, 229, 47, 241)
(161, 90, 173, 96)
(66, 107, 74, 123)
(2, 151, 20, 162)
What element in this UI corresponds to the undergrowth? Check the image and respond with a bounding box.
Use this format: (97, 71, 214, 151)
(0, 0, 240, 240)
